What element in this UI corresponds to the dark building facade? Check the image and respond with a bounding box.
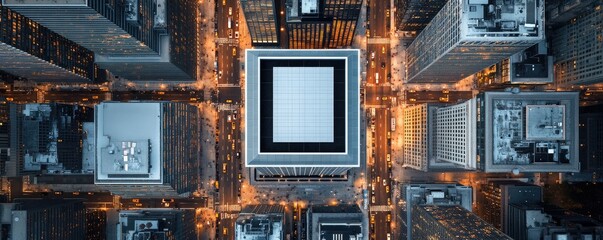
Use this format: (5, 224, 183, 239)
(412, 205, 511, 239)
(0, 199, 86, 240)
(116, 209, 196, 240)
(240, 0, 280, 46)
(286, 0, 361, 49)
(0, 5, 103, 82)
(3, 0, 197, 81)
(394, 0, 447, 33)
(508, 203, 603, 240)
(4, 103, 93, 177)
(579, 105, 603, 173)
(241, 0, 361, 48)
(477, 180, 542, 232)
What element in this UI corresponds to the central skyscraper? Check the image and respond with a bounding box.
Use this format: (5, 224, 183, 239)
(245, 49, 360, 180)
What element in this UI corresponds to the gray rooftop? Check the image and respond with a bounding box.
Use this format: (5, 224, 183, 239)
(481, 91, 580, 172)
(94, 102, 162, 184)
(245, 49, 360, 168)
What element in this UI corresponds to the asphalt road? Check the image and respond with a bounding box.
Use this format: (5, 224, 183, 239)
(216, 110, 241, 240)
(366, 0, 393, 239)
(217, 0, 240, 86)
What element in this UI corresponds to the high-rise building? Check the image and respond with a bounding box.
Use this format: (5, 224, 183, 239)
(403, 91, 580, 173)
(0, 199, 86, 240)
(2, 0, 197, 81)
(402, 104, 430, 171)
(402, 183, 473, 239)
(475, 91, 580, 173)
(245, 49, 360, 179)
(113, 209, 196, 240)
(579, 105, 603, 173)
(241, 0, 362, 48)
(94, 102, 200, 197)
(0, 5, 103, 82)
(3, 103, 93, 177)
(0, 98, 9, 176)
(286, 0, 362, 49)
(507, 203, 603, 240)
(475, 41, 554, 89)
(306, 204, 364, 240)
(405, 0, 545, 83)
(412, 204, 511, 239)
(240, 0, 280, 46)
(395, 0, 447, 33)
(552, 0, 603, 87)
(235, 204, 285, 240)
(477, 180, 542, 231)
(435, 99, 477, 169)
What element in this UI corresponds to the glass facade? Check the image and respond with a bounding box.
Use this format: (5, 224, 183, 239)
(395, 0, 447, 33)
(0, 6, 97, 81)
(241, 0, 279, 45)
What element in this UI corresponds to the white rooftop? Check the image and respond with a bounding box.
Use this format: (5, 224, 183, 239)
(95, 102, 162, 184)
(273, 67, 334, 142)
(301, 0, 318, 14)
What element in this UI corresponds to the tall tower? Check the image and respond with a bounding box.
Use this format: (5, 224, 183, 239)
(405, 0, 545, 83)
(286, 0, 362, 48)
(94, 102, 200, 197)
(240, 0, 280, 46)
(0, 5, 102, 82)
(552, 0, 603, 87)
(2, 0, 197, 81)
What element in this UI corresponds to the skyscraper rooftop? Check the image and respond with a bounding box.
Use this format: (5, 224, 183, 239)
(245, 49, 360, 178)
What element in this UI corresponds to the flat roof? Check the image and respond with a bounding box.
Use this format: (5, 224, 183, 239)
(245, 49, 360, 168)
(94, 102, 162, 184)
(481, 91, 580, 172)
(273, 67, 334, 143)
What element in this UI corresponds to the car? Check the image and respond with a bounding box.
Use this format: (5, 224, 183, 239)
(387, 213, 391, 222)
(236, 152, 241, 158)
(228, 29, 233, 38)
(371, 60, 375, 68)
(228, 7, 232, 16)
(386, 9, 390, 17)
(219, 70, 223, 78)
(222, 0, 225, 5)
(387, 233, 391, 240)
(223, 227, 228, 235)
(409, 98, 416, 102)
(382, 46, 385, 54)
(381, 62, 386, 69)
(238, 173, 243, 182)
(387, 131, 391, 139)
(234, 31, 239, 38)
(385, 185, 390, 193)
(227, 154, 231, 161)
(232, 47, 237, 56)
(387, 197, 391, 205)
(371, 184, 375, 191)
(442, 89, 450, 94)
(370, 214, 375, 224)
(232, 122, 235, 129)
(227, 115, 232, 122)
(371, 52, 375, 59)
(386, 154, 391, 162)
(383, 178, 387, 186)
(223, 163, 227, 173)
(371, 196, 375, 203)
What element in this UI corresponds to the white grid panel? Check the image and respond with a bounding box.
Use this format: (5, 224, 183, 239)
(273, 67, 334, 142)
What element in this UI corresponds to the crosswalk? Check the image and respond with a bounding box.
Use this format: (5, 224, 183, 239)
(367, 38, 390, 44)
(217, 204, 241, 212)
(216, 38, 238, 44)
(370, 205, 392, 212)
